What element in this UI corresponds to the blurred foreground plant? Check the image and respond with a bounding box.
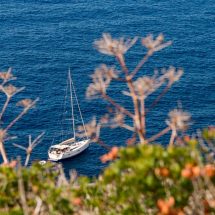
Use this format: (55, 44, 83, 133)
(0, 128, 214, 214)
(0, 162, 74, 214)
(0, 68, 43, 165)
(75, 128, 215, 215)
(78, 33, 189, 148)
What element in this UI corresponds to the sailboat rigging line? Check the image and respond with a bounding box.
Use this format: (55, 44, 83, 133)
(52, 77, 69, 146)
(68, 68, 76, 139)
(61, 78, 69, 141)
(69, 69, 88, 139)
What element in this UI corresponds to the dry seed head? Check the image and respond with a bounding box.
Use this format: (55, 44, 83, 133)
(1, 84, 18, 97)
(163, 67, 183, 85)
(92, 64, 118, 80)
(94, 33, 137, 57)
(112, 112, 124, 127)
(167, 109, 191, 131)
(142, 33, 171, 52)
(100, 114, 109, 124)
(102, 111, 125, 128)
(17, 99, 34, 109)
(123, 74, 164, 99)
(134, 76, 160, 98)
(0, 72, 14, 82)
(77, 117, 100, 140)
(86, 64, 117, 98)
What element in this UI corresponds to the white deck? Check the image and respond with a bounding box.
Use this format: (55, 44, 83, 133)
(48, 139, 90, 161)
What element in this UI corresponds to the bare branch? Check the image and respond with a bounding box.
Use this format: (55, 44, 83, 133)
(13, 143, 27, 151)
(115, 55, 145, 142)
(130, 52, 151, 79)
(17, 162, 29, 215)
(147, 126, 171, 143)
(28, 135, 32, 147)
(97, 138, 111, 151)
(13, 132, 44, 166)
(146, 84, 171, 114)
(129, 34, 172, 79)
(146, 68, 183, 114)
(102, 93, 134, 119)
(0, 97, 10, 121)
(5, 98, 39, 133)
(169, 127, 177, 147)
(120, 123, 134, 132)
(33, 196, 43, 215)
(112, 76, 126, 82)
(31, 132, 45, 147)
(4, 135, 17, 141)
(140, 98, 146, 136)
(25, 154, 31, 167)
(116, 55, 130, 75)
(0, 141, 8, 163)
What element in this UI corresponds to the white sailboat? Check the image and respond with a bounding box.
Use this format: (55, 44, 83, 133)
(48, 69, 90, 161)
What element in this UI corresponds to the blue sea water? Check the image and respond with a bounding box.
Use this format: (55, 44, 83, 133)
(0, 0, 214, 176)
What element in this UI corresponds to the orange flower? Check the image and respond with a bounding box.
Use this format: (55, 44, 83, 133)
(9, 160, 17, 168)
(167, 197, 175, 207)
(157, 197, 175, 214)
(100, 154, 111, 163)
(183, 135, 190, 142)
(110, 147, 118, 158)
(155, 168, 161, 176)
(208, 199, 215, 208)
(100, 147, 119, 163)
(32, 185, 39, 193)
(1, 160, 17, 168)
(192, 166, 201, 177)
(181, 168, 192, 179)
(181, 163, 201, 179)
(72, 197, 82, 206)
(155, 167, 169, 177)
(177, 211, 185, 215)
(185, 163, 194, 169)
(203, 164, 215, 178)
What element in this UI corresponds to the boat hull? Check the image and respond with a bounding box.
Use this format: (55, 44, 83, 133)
(48, 139, 90, 161)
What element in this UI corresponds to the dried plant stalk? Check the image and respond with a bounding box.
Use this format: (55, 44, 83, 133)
(82, 33, 189, 148)
(0, 68, 41, 164)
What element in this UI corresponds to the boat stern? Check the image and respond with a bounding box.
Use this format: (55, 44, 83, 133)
(48, 151, 63, 161)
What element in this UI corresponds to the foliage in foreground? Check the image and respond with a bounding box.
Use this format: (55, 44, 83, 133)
(0, 128, 214, 215)
(78, 137, 215, 215)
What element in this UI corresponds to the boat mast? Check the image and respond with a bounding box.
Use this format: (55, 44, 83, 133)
(69, 70, 88, 139)
(68, 68, 76, 139)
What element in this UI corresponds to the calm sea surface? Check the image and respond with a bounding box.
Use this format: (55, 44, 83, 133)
(0, 0, 214, 176)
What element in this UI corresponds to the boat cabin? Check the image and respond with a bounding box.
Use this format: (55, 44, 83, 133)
(49, 145, 70, 154)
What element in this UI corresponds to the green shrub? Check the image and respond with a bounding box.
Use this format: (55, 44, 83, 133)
(78, 145, 200, 214)
(0, 130, 214, 214)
